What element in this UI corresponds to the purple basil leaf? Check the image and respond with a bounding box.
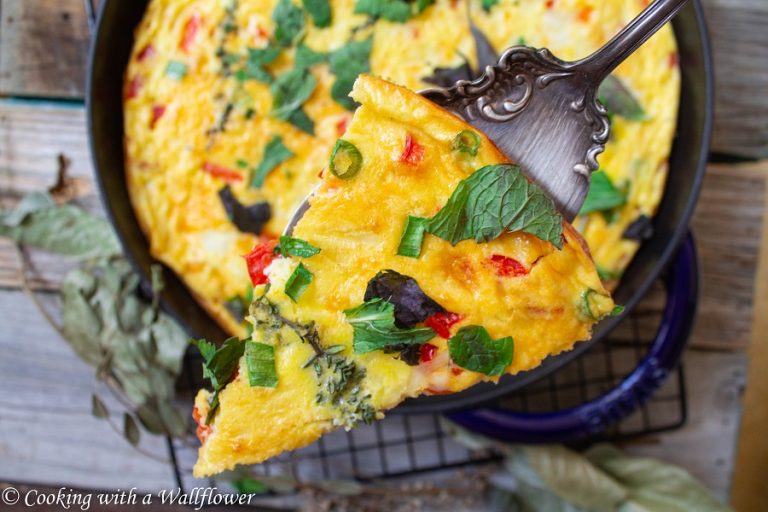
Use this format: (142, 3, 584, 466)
(364, 269, 445, 328)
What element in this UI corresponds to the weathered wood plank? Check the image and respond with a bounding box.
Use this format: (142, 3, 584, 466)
(0, 0, 767, 157)
(0, 290, 177, 491)
(0, 0, 90, 99)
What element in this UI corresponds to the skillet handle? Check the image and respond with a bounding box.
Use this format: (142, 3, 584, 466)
(445, 233, 698, 443)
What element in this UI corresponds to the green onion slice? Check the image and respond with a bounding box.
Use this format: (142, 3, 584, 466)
(329, 139, 363, 179)
(452, 130, 481, 156)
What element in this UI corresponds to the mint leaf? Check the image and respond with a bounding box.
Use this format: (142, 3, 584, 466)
(482, 0, 499, 10)
(192, 337, 244, 390)
(245, 341, 278, 387)
(329, 37, 372, 110)
(287, 108, 314, 134)
(354, 0, 433, 22)
(303, 0, 331, 27)
(598, 75, 648, 121)
(271, 69, 317, 120)
(345, 298, 436, 354)
(165, 60, 188, 79)
(236, 46, 281, 83)
(294, 44, 327, 71)
(276, 235, 321, 257)
(448, 326, 513, 376)
(272, 0, 305, 47)
(284, 262, 313, 302)
(397, 216, 428, 258)
(419, 164, 562, 249)
(579, 170, 626, 215)
(251, 136, 294, 188)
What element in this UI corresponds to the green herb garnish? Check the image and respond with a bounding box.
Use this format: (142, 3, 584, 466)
(276, 235, 321, 257)
(272, 0, 305, 47)
(329, 139, 363, 179)
(235, 46, 281, 83)
(245, 341, 278, 387)
(191, 337, 245, 423)
(579, 170, 626, 215)
(344, 298, 436, 354)
(452, 130, 481, 156)
(250, 136, 294, 188)
(353, 0, 433, 22)
(271, 69, 317, 119)
(580, 288, 620, 321)
(448, 326, 513, 376)
(165, 60, 188, 79)
(285, 262, 313, 302)
(294, 44, 328, 71)
(397, 215, 428, 258)
(328, 37, 372, 110)
(482, 0, 500, 11)
(303, 0, 331, 27)
(402, 164, 563, 256)
(598, 75, 648, 121)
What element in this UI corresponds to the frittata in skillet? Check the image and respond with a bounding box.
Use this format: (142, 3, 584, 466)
(124, 0, 679, 336)
(191, 75, 616, 476)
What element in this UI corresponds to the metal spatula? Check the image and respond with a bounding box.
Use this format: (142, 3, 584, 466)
(286, 0, 688, 234)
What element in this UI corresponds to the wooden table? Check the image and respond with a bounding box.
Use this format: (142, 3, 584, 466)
(1, 0, 767, 506)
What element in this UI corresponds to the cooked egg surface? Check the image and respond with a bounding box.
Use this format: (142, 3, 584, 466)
(125, 0, 679, 335)
(192, 75, 614, 476)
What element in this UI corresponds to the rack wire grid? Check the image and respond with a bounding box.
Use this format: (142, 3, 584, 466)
(170, 281, 687, 492)
(81, 0, 687, 494)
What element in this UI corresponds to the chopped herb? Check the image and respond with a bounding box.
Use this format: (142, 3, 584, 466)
(579, 170, 627, 215)
(353, 0, 433, 22)
(236, 45, 281, 83)
(329, 37, 372, 110)
(623, 214, 654, 241)
(611, 305, 626, 316)
(284, 262, 313, 302)
(452, 130, 481, 156)
(329, 139, 363, 179)
(598, 75, 648, 121)
(294, 44, 328, 71)
(345, 298, 436, 354)
(482, 0, 500, 10)
(165, 60, 188, 79)
(251, 136, 294, 188)
(191, 337, 245, 422)
(236, 159, 248, 169)
(364, 270, 445, 327)
(272, 0, 305, 47)
(406, 164, 563, 254)
(448, 326, 513, 376)
(218, 185, 271, 234)
(286, 108, 315, 134)
(270, 68, 317, 134)
(276, 235, 321, 257)
(245, 341, 278, 387)
(397, 215, 428, 258)
(303, 0, 331, 27)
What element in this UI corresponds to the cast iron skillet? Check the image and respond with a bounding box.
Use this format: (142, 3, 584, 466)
(87, 1, 713, 413)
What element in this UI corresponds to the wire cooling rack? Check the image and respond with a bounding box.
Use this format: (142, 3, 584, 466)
(170, 281, 687, 492)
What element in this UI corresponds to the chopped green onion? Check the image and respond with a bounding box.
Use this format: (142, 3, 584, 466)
(276, 235, 321, 258)
(452, 130, 481, 156)
(329, 139, 363, 179)
(397, 216, 428, 258)
(284, 263, 313, 302)
(165, 60, 188, 79)
(245, 341, 278, 388)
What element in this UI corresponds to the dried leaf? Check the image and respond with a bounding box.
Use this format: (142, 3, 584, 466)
(91, 394, 109, 419)
(123, 413, 141, 446)
(315, 479, 364, 496)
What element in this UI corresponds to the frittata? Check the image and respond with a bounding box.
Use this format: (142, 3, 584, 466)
(124, 0, 679, 337)
(192, 75, 616, 476)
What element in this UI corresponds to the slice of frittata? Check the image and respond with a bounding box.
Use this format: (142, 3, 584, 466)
(192, 75, 615, 477)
